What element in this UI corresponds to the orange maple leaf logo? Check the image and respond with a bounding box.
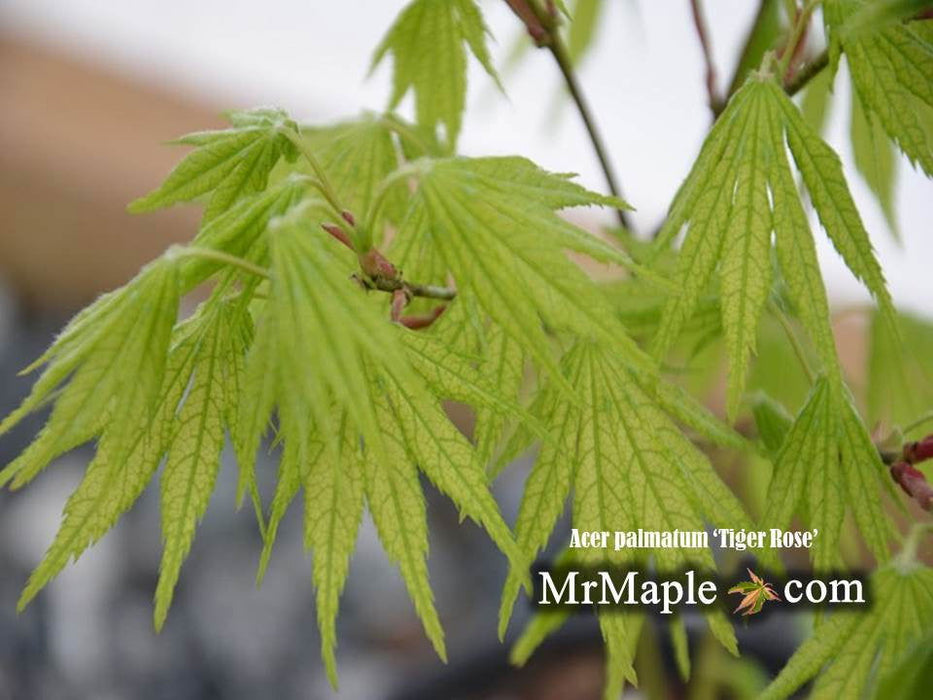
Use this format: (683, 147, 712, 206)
(728, 568, 781, 616)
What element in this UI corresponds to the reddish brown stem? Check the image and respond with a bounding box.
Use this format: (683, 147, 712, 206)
(390, 289, 408, 322)
(689, 0, 721, 115)
(322, 223, 355, 250)
(400, 305, 447, 330)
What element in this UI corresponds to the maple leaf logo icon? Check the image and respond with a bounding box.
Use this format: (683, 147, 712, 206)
(728, 568, 781, 616)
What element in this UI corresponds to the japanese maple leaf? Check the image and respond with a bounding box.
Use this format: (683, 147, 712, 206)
(729, 568, 781, 616)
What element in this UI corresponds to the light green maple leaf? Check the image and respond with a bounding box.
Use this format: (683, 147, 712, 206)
(372, 0, 501, 148)
(128, 108, 299, 219)
(0, 257, 180, 489)
(500, 341, 749, 698)
(251, 366, 522, 684)
(15, 303, 203, 611)
(178, 175, 311, 288)
(398, 328, 530, 425)
(851, 86, 900, 238)
(390, 155, 652, 387)
(223, 207, 524, 684)
(759, 540, 933, 700)
(472, 324, 526, 467)
(867, 309, 933, 436)
(761, 375, 897, 570)
(825, 0, 933, 176)
(304, 416, 367, 689)
(653, 76, 893, 419)
(266, 204, 419, 458)
(298, 115, 429, 241)
(565, 0, 606, 66)
(154, 298, 251, 629)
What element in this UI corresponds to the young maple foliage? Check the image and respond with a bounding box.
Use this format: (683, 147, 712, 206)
(1, 0, 932, 698)
(760, 532, 933, 699)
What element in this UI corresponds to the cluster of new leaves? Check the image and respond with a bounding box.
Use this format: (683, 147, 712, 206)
(0, 89, 704, 690)
(648, 72, 903, 569)
(3, 1, 933, 698)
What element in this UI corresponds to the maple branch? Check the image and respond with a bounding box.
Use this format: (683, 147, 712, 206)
(548, 41, 630, 229)
(324, 222, 457, 303)
(506, 0, 630, 229)
(715, 0, 827, 117)
(777, 0, 819, 82)
(720, 0, 772, 111)
(784, 47, 828, 97)
(363, 274, 457, 301)
(689, 0, 722, 116)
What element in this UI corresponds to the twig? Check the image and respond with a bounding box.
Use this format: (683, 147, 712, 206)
(716, 0, 828, 115)
(689, 0, 721, 116)
(282, 128, 373, 251)
(717, 0, 774, 116)
(784, 47, 828, 96)
(547, 39, 630, 229)
(407, 282, 458, 301)
(505, 0, 630, 229)
(361, 273, 457, 301)
(777, 0, 819, 82)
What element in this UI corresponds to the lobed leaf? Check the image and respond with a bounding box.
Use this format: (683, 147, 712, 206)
(503, 342, 750, 693)
(759, 560, 933, 699)
(129, 108, 299, 220)
(394, 156, 652, 388)
(155, 300, 250, 629)
(372, 0, 500, 147)
(653, 77, 893, 418)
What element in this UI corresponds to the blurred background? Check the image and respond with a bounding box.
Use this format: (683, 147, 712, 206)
(0, 1, 930, 698)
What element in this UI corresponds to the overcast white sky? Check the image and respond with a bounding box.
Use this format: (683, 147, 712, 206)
(2, 0, 930, 317)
